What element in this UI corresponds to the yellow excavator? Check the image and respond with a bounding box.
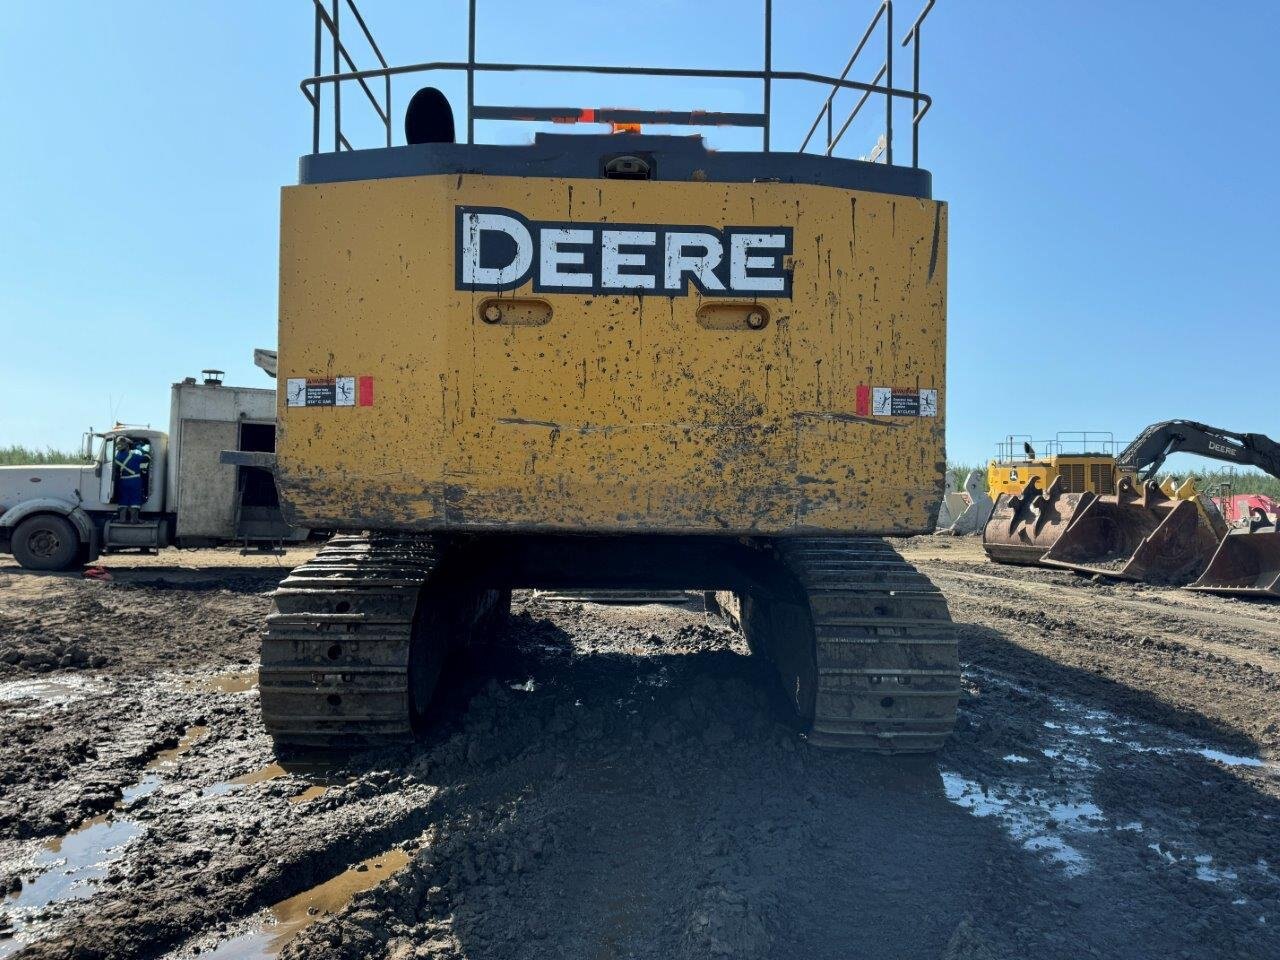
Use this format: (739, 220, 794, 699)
(985, 435, 1118, 503)
(983, 421, 1280, 593)
(979, 434, 1125, 564)
(259, 0, 960, 753)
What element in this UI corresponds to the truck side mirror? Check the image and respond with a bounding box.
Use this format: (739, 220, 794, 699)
(81, 430, 95, 461)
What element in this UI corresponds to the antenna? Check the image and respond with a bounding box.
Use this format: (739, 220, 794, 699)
(108, 392, 125, 425)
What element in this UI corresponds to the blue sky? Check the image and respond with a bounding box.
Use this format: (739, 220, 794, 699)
(1, 1, 1276, 471)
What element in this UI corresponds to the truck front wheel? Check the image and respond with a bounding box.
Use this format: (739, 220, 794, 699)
(12, 515, 83, 571)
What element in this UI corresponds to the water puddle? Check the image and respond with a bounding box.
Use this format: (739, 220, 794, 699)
(0, 722, 216, 949)
(203, 763, 285, 798)
(0, 676, 103, 708)
(120, 775, 163, 806)
(1038, 691, 1276, 774)
(1147, 844, 1240, 883)
(117, 724, 210, 806)
(198, 849, 411, 958)
(0, 814, 142, 956)
(941, 770, 1099, 876)
(1197, 748, 1270, 769)
(202, 762, 341, 804)
(151, 724, 209, 767)
(196, 670, 258, 694)
(955, 666, 1280, 893)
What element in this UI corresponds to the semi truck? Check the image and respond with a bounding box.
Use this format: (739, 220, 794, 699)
(0, 372, 305, 570)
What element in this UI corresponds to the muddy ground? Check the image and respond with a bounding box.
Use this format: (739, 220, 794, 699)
(0, 537, 1276, 960)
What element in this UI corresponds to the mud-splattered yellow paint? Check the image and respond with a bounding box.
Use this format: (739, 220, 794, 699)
(277, 175, 946, 534)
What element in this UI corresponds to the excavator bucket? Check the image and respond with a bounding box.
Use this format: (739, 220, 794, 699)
(982, 476, 1095, 565)
(1188, 510, 1280, 597)
(1040, 477, 1224, 584)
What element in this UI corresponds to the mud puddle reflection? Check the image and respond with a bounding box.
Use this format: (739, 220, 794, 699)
(945, 665, 1279, 898)
(0, 720, 214, 952)
(195, 670, 258, 695)
(202, 760, 344, 804)
(941, 770, 1101, 875)
(0, 676, 105, 713)
(126, 724, 211, 804)
(0, 815, 141, 956)
(197, 849, 411, 959)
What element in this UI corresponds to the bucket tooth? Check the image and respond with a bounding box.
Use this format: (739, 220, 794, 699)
(1040, 477, 1222, 584)
(982, 475, 1094, 566)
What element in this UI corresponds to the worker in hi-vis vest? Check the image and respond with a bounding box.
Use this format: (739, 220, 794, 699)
(113, 438, 149, 523)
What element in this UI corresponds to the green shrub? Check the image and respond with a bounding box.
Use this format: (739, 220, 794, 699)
(0, 445, 89, 466)
(948, 462, 985, 491)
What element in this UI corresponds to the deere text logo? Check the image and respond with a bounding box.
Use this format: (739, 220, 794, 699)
(456, 206, 793, 297)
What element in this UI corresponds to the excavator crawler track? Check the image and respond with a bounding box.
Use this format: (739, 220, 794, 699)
(775, 538, 961, 753)
(262, 533, 506, 749)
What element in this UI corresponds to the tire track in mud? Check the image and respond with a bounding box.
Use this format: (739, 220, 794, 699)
(936, 567, 1280, 666)
(900, 542, 1280, 759)
(934, 569, 1280, 679)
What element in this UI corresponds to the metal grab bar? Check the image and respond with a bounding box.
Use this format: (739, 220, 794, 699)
(308, 0, 391, 151)
(304, 0, 939, 168)
(798, 0, 892, 159)
(901, 0, 936, 167)
(301, 61, 931, 133)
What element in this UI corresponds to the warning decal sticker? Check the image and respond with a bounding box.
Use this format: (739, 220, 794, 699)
(868, 386, 937, 418)
(286, 376, 373, 408)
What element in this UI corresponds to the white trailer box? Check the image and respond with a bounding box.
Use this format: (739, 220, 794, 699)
(168, 379, 277, 540)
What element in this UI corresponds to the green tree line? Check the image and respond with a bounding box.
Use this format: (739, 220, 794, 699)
(948, 462, 1280, 498)
(0, 445, 88, 466)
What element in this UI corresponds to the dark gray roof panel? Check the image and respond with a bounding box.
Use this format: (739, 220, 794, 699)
(299, 133, 932, 199)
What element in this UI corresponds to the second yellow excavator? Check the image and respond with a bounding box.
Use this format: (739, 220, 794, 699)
(983, 421, 1280, 593)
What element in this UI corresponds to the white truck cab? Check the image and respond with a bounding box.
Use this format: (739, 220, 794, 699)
(0, 374, 305, 570)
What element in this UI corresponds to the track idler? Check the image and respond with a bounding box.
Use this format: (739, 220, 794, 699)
(1040, 477, 1224, 584)
(1188, 508, 1280, 597)
(982, 475, 1094, 566)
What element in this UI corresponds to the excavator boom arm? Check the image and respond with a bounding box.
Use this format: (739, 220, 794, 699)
(1117, 420, 1280, 481)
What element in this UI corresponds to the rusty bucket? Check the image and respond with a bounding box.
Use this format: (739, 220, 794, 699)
(1040, 477, 1224, 584)
(1188, 510, 1280, 597)
(982, 476, 1095, 566)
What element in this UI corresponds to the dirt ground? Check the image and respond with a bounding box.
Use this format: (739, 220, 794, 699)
(0, 537, 1276, 960)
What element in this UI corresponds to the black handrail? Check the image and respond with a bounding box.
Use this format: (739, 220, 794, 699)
(308, 0, 391, 151)
(304, 0, 939, 168)
(797, 0, 891, 158)
(901, 0, 936, 167)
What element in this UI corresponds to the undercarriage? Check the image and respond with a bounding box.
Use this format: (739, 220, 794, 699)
(262, 534, 960, 753)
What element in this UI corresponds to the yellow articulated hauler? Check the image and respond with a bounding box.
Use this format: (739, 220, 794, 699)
(265, 0, 958, 754)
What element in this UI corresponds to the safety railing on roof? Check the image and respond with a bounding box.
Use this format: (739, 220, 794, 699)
(995, 433, 1123, 462)
(303, 0, 939, 167)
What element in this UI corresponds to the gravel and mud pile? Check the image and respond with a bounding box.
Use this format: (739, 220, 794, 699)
(0, 539, 1276, 959)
